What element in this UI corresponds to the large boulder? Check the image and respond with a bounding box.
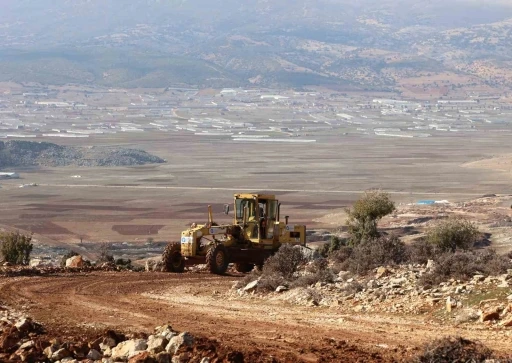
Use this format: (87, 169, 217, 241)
(66, 255, 85, 268)
(111, 339, 148, 361)
(165, 333, 194, 355)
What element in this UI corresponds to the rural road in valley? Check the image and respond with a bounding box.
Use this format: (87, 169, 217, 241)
(36, 183, 485, 197)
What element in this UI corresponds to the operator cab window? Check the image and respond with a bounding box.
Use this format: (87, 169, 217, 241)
(235, 199, 256, 221)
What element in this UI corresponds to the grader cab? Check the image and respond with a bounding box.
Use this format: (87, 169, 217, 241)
(162, 193, 306, 274)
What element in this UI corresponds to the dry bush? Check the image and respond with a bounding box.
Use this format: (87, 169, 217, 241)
(419, 249, 512, 288)
(235, 245, 307, 292)
(341, 235, 408, 275)
(291, 258, 334, 288)
(262, 244, 306, 280)
(425, 217, 480, 252)
(416, 336, 493, 363)
(407, 238, 438, 264)
(258, 273, 288, 291)
(330, 246, 354, 273)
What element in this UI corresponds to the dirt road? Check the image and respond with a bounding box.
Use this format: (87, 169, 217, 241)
(1, 272, 510, 362)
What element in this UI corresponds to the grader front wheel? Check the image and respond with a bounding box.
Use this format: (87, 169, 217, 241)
(206, 244, 229, 275)
(162, 242, 185, 273)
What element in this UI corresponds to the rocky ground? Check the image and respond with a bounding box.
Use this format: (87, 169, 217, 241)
(2, 195, 512, 361)
(0, 304, 262, 363)
(237, 263, 512, 333)
(0, 140, 165, 168)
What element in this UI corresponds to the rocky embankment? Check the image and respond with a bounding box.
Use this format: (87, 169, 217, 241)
(238, 262, 512, 330)
(0, 140, 165, 168)
(0, 306, 246, 363)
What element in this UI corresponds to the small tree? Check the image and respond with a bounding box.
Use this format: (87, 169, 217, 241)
(0, 231, 33, 265)
(346, 190, 395, 246)
(98, 243, 114, 263)
(425, 217, 479, 252)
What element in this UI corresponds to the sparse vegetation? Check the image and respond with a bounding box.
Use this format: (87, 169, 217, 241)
(346, 190, 395, 246)
(291, 258, 334, 288)
(97, 243, 115, 264)
(416, 337, 493, 363)
(425, 217, 480, 252)
(340, 235, 408, 275)
(0, 231, 33, 265)
(419, 249, 512, 287)
(262, 244, 306, 280)
(407, 239, 438, 264)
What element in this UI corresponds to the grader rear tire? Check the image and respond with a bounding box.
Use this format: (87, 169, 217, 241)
(234, 263, 254, 273)
(206, 244, 229, 275)
(162, 242, 185, 273)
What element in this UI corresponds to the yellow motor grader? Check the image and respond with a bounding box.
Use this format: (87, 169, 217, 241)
(162, 193, 306, 274)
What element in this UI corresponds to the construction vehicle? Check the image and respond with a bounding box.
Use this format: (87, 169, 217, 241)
(162, 193, 306, 274)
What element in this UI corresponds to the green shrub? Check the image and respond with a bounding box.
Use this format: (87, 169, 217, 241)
(346, 190, 395, 246)
(0, 231, 33, 265)
(425, 217, 480, 252)
(115, 258, 132, 269)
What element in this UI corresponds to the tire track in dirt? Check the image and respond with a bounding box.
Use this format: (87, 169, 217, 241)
(1, 272, 511, 361)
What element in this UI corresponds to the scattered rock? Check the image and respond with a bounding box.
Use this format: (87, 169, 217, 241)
(480, 308, 501, 323)
(446, 296, 457, 312)
(14, 318, 32, 332)
(426, 259, 435, 271)
(112, 339, 148, 361)
(375, 267, 389, 279)
(499, 315, 512, 327)
(129, 351, 156, 363)
(155, 352, 171, 363)
(87, 349, 102, 360)
(275, 286, 288, 293)
(243, 280, 259, 292)
(66, 255, 85, 268)
(165, 332, 194, 355)
(147, 335, 168, 354)
(51, 348, 71, 361)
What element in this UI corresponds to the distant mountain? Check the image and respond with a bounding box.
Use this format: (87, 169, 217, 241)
(1, 0, 512, 92)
